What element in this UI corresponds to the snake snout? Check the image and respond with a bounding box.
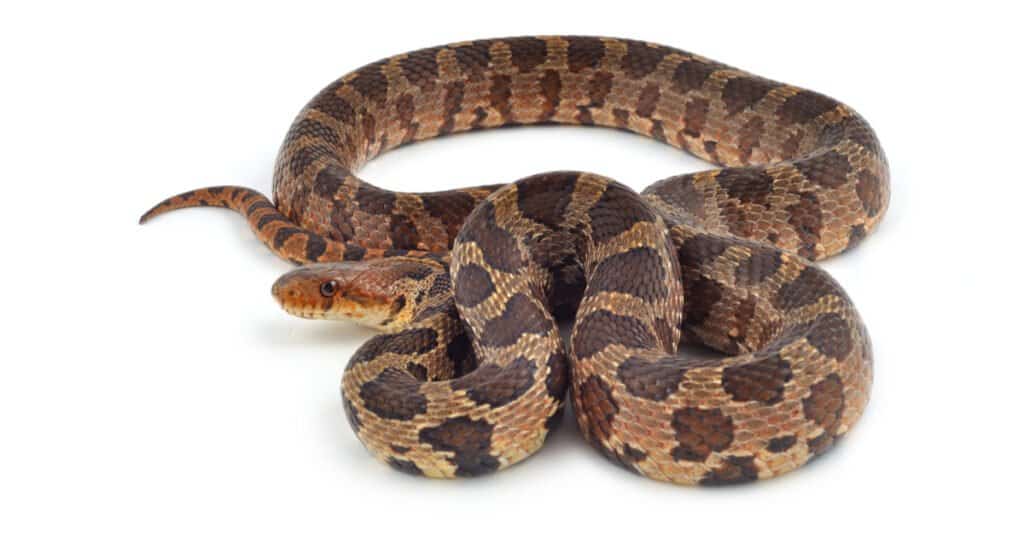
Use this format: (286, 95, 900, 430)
(270, 278, 298, 303)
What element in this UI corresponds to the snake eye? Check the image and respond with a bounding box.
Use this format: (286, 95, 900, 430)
(320, 280, 339, 297)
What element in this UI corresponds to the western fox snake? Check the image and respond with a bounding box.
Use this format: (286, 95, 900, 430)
(142, 36, 888, 484)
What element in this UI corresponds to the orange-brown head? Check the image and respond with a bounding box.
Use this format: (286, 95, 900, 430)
(271, 258, 446, 331)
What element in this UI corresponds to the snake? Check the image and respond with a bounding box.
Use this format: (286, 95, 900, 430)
(141, 36, 888, 485)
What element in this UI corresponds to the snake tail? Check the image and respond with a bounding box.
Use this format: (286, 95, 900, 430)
(140, 186, 434, 265)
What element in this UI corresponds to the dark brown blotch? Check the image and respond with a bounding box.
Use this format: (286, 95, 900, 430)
(587, 71, 614, 106)
(507, 37, 548, 72)
(700, 456, 759, 485)
(489, 74, 513, 121)
(307, 82, 356, 125)
(285, 117, 340, 146)
(795, 151, 853, 189)
(847, 224, 867, 249)
(479, 293, 550, 348)
(737, 116, 765, 162)
(256, 212, 290, 230)
(589, 247, 668, 302)
(245, 199, 274, 216)
(622, 443, 647, 464)
(348, 60, 389, 106)
(603, 442, 649, 475)
(767, 435, 797, 453)
(287, 144, 333, 177)
(544, 351, 569, 399)
(573, 310, 657, 359)
(716, 168, 774, 204)
(807, 432, 836, 456)
(427, 273, 452, 297)
(636, 83, 661, 118)
(355, 184, 397, 214)
(778, 90, 837, 125)
(544, 405, 564, 431)
(806, 313, 854, 360)
(271, 227, 302, 251)
(516, 172, 577, 227)
(343, 244, 367, 261)
(453, 41, 492, 81)
(454, 263, 495, 308)
(457, 201, 524, 273)
(620, 41, 669, 79)
(677, 234, 729, 268)
(538, 70, 561, 121)
(420, 191, 479, 247)
(451, 357, 536, 408)
(587, 182, 656, 243)
(824, 116, 881, 155)
(650, 120, 666, 142)
(773, 267, 838, 311)
(671, 407, 734, 462)
(672, 58, 719, 93)
(304, 233, 327, 262)
(722, 76, 776, 116)
(358, 368, 428, 421)
(803, 373, 845, 436)
(399, 47, 440, 89)
(722, 355, 793, 405)
(566, 37, 606, 72)
(313, 165, 347, 199)
(343, 396, 361, 432)
(734, 248, 782, 285)
(856, 169, 885, 217)
(577, 375, 618, 444)
(439, 82, 465, 134)
(644, 175, 706, 221)
(609, 108, 628, 128)
(387, 457, 423, 476)
(704, 141, 720, 162)
(405, 362, 428, 381)
(682, 97, 709, 138)
(446, 330, 477, 377)
(575, 106, 593, 125)
(617, 356, 687, 401)
(418, 416, 500, 476)
(395, 93, 416, 128)
(388, 213, 420, 250)
(786, 192, 824, 259)
(470, 106, 488, 129)
(682, 275, 724, 325)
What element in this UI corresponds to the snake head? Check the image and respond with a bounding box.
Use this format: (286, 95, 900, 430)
(271, 258, 444, 331)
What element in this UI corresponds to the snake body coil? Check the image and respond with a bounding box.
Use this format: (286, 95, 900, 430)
(142, 36, 888, 484)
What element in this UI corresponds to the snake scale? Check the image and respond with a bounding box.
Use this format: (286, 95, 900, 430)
(141, 36, 888, 485)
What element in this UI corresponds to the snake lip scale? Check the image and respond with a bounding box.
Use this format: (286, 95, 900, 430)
(141, 36, 888, 485)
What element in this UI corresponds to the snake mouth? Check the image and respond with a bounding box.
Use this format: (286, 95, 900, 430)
(275, 304, 329, 320)
(275, 299, 384, 321)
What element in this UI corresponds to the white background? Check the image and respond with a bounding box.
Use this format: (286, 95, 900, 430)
(2, 1, 1021, 533)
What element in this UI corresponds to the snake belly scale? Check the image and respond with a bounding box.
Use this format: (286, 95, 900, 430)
(141, 36, 888, 485)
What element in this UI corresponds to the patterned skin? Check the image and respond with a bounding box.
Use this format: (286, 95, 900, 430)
(141, 36, 888, 484)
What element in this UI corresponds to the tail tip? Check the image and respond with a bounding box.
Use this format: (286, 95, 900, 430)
(138, 204, 163, 225)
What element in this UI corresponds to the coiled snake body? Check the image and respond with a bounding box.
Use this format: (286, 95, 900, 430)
(142, 36, 888, 485)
